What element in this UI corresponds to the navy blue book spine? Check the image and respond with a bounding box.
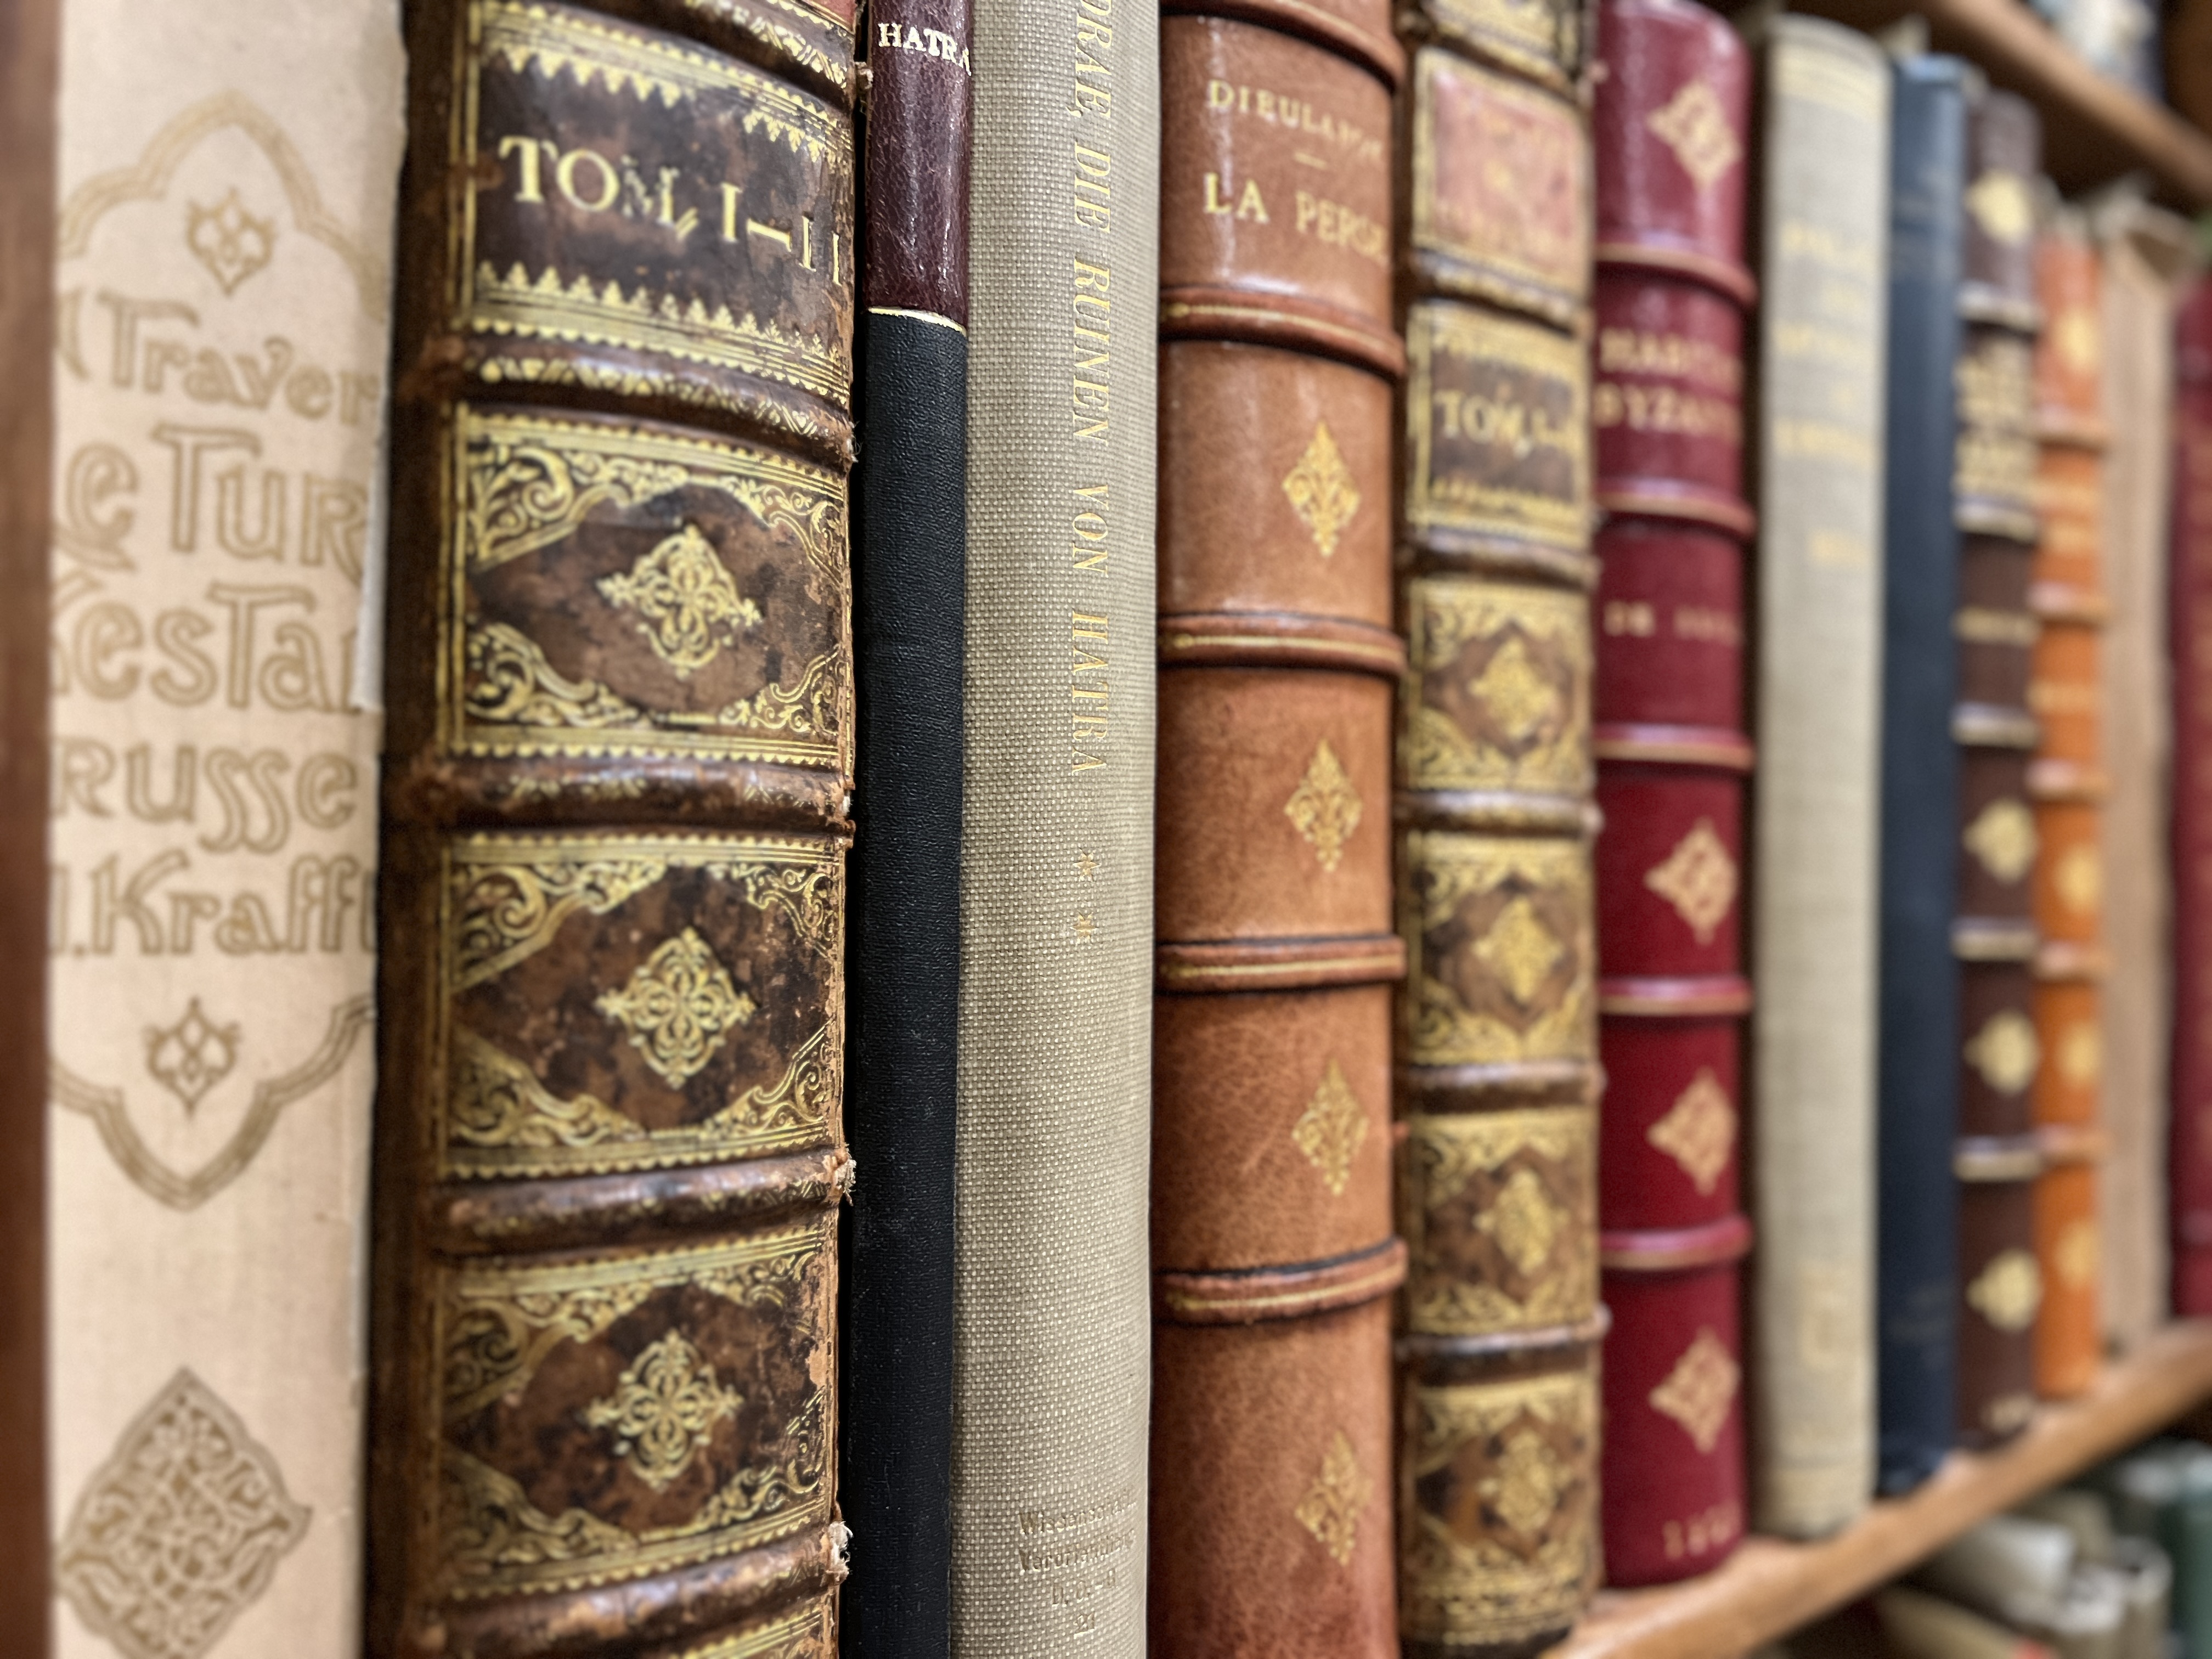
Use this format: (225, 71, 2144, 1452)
(1877, 53, 1971, 1497)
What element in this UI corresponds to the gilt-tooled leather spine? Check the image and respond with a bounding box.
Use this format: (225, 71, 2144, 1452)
(1586, 0, 1750, 1588)
(1746, 15, 1888, 1539)
(1389, 2, 1600, 1649)
(2028, 222, 2106, 1403)
(844, 0, 969, 1647)
(1876, 54, 1968, 1498)
(1150, 9, 1405, 1652)
(2170, 279, 2212, 1314)
(369, 3, 856, 1654)
(1950, 88, 2044, 1451)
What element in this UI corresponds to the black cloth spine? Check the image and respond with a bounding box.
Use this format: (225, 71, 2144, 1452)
(1876, 52, 1970, 1497)
(844, 2, 972, 1650)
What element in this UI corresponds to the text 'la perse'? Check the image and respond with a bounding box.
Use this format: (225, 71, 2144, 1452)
(494, 136, 844, 284)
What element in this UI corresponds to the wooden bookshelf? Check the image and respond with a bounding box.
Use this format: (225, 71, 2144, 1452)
(1547, 1321, 2212, 1659)
(1791, 0, 2212, 207)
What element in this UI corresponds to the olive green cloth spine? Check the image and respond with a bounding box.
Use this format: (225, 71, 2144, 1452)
(952, 0, 1160, 1647)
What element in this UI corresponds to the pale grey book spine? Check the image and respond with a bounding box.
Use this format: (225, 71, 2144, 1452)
(1748, 13, 1891, 1539)
(952, 0, 1161, 1648)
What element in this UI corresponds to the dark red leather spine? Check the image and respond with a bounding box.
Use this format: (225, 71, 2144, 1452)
(1588, 0, 1753, 1588)
(2170, 279, 2212, 1312)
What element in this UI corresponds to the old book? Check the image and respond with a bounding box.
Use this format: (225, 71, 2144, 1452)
(42, 2, 402, 1654)
(1877, 51, 1970, 1498)
(2173, 276, 2212, 1316)
(1588, 0, 1753, 1587)
(1390, 3, 1602, 1651)
(2028, 217, 2107, 1403)
(367, 2, 856, 1652)
(1951, 88, 2044, 1449)
(0, 0, 51, 1639)
(951, 0, 1158, 1642)
(843, 0, 970, 1646)
(2095, 199, 2198, 1350)
(1746, 13, 1889, 1539)
(1148, 2, 1405, 1651)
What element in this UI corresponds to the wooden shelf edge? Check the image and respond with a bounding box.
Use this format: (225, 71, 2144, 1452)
(1549, 1320, 2212, 1659)
(1792, 0, 2212, 208)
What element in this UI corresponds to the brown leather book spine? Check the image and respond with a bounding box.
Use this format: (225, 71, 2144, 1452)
(0, 0, 54, 1635)
(1390, 7, 1601, 1653)
(368, 3, 857, 1654)
(1587, 0, 1753, 1588)
(1150, 5, 1408, 1652)
(2028, 223, 2107, 1402)
(1952, 89, 2044, 1451)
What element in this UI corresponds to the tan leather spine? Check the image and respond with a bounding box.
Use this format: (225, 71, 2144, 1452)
(368, 3, 856, 1653)
(0, 0, 52, 1638)
(2028, 219, 2106, 1402)
(2094, 201, 2201, 1353)
(1389, 2, 1600, 1651)
(1150, 7, 1406, 1653)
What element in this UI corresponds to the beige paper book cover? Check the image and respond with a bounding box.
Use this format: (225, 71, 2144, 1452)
(953, 0, 1160, 1646)
(44, 2, 403, 1654)
(1748, 13, 1888, 1539)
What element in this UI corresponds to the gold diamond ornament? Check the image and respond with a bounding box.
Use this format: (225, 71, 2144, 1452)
(1284, 739, 1363, 872)
(2055, 843, 2101, 916)
(1479, 1166, 1563, 1277)
(57, 1369, 310, 1659)
(596, 928, 758, 1087)
(1965, 1010, 2040, 1096)
(598, 522, 762, 678)
(2059, 1021, 2101, 1088)
(1646, 1069, 1734, 1196)
(1645, 818, 1738, 945)
(1967, 170, 2035, 245)
(1964, 798, 2039, 884)
(2056, 1218, 2098, 1290)
(1648, 1328, 1740, 1454)
(1481, 1427, 1568, 1541)
(1476, 895, 1566, 1007)
(582, 1330, 745, 1490)
(2053, 307, 2099, 376)
(1294, 1431, 1373, 1566)
(1292, 1059, 1368, 1197)
(1469, 634, 1559, 745)
(1645, 79, 1741, 192)
(1281, 420, 1363, 558)
(1967, 1249, 2044, 1334)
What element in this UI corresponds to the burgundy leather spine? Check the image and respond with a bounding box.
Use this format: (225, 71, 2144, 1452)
(2171, 280, 2212, 1312)
(1589, 0, 1752, 1587)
